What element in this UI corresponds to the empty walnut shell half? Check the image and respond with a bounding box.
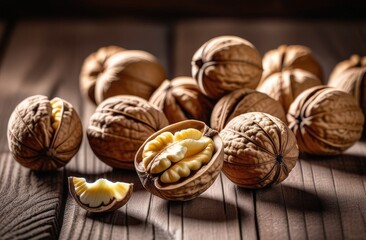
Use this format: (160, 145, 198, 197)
(220, 112, 298, 189)
(7, 95, 83, 171)
(87, 95, 169, 169)
(191, 35, 263, 99)
(135, 120, 224, 201)
(261, 44, 323, 83)
(80, 46, 125, 104)
(149, 76, 215, 124)
(257, 69, 322, 113)
(211, 88, 287, 132)
(68, 177, 133, 213)
(287, 86, 364, 155)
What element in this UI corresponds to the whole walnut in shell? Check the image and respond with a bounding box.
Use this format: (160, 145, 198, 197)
(149, 76, 215, 124)
(87, 95, 169, 169)
(328, 54, 366, 83)
(257, 69, 322, 113)
(191, 35, 263, 99)
(135, 120, 224, 201)
(220, 112, 298, 189)
(287, 86, 364, 155)
(80, 46, 166, 105)
(7, 95, 83, 171)
(211, 88, 287, 132)
(261, 44, 323, 83)
(79, 46, 125, 104)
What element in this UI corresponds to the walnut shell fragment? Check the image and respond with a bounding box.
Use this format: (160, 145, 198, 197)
(7, 95, 83, 171)
(135, 120, 224, 201)
(261, 44, 323, 83)
(87, 95, 169, 169)
(287, 86, 364, 155)
(211, 88, 287, 132)
(149, 76, 215, 124)
(220, 112, 298, 189)
(191, 35, 263, 99)
(257, 69, 322, 113)
(68, 176, 133, 213)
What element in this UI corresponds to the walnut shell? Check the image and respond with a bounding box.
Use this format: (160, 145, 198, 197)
(257, 69, 322, 113)
(134, 120, 224, 201)
(149, 76, 215, 124)
(191, 35, 263, 99)
(220, 112, 298, 189)
(211, 88, 287, 132)
(287, 86, 364, 155)
(7, 95, 83, 171)
(87, 95, 169, 169)
(94, 50, 166, 104)
(261, 44, 323, 83)
(328, 54, 366, 83)
(79, 46, 125, 104)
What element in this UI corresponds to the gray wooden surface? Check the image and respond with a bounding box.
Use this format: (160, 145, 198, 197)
(0, 19, 365, 240)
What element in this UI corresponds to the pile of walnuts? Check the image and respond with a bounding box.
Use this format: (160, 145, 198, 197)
(7, 35, 365, 204)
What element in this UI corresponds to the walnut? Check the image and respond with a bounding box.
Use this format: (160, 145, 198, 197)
(287, 86, 364, 155)
(7, 95, 83, 171)
(257, 69, 322, 113)
(328, 54, 366, 83)
(80, 46, 166, 105)
(135, 120, 224, 201)
(68, 177, 133, 213)
(220, 112, 298, 189)
(79, 46, 125, 104)
(191, 35, 263, 99)
(261, 44, 323, 83)
(149, 76, 215, 124)
(87, 95, 169, 169)
(211, 88, 287, 132)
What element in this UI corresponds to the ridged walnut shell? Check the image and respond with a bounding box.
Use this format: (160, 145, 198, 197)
(261, 44, 323, 83)
(134, 120, 224, 201)
(94, 50, 166, 104)
(287, 86, 364, 155)
(328, 55, 366, 125)
(87, 95, 169, 169)
(79, 46, 125, 104)
(257, 69, 322, 113)
(191, 35, 263, 99)
(149, 76, 215, 124)
(220, 112, 298, 189)
(7, 95, 83, 171)
(211, 88, 287, 132)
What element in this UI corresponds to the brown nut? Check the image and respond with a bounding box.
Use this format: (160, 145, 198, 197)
(220, 112, 298, 189)
(211, 88, 287, 132)
(257, 69, 322, 113)
(7, 95, 83, 171)
(287, 86, 365, 155)
(149, 76, 215, 125)
(328, 54, 366, 83)
(94, 50, 166, 104)
(261, 44, 323, 83)
(87, 95, 169, 169)
(134, 120, 224, 201)
(68, 176, 133, 213)
(191, 35, 263, 99)
(80, 46, 125, 104)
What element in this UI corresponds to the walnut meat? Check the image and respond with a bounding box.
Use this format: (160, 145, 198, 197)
(87, 95, 169, 169)
(261, 44, 323, 83)
(220, 112, 298, 189)
(257, 69, 322, 113)
(79, 46, 125, 104)
(287, 86, 364, 155)
(7, 95, 83, 171)
(191, 35, 263, 99)
(149, 76, 214, 124)
(211, 88, 287, 132)
(135, 120, 224, 201)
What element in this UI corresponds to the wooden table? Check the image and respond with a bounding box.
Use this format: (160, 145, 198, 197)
(0, 18, 365, 240)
